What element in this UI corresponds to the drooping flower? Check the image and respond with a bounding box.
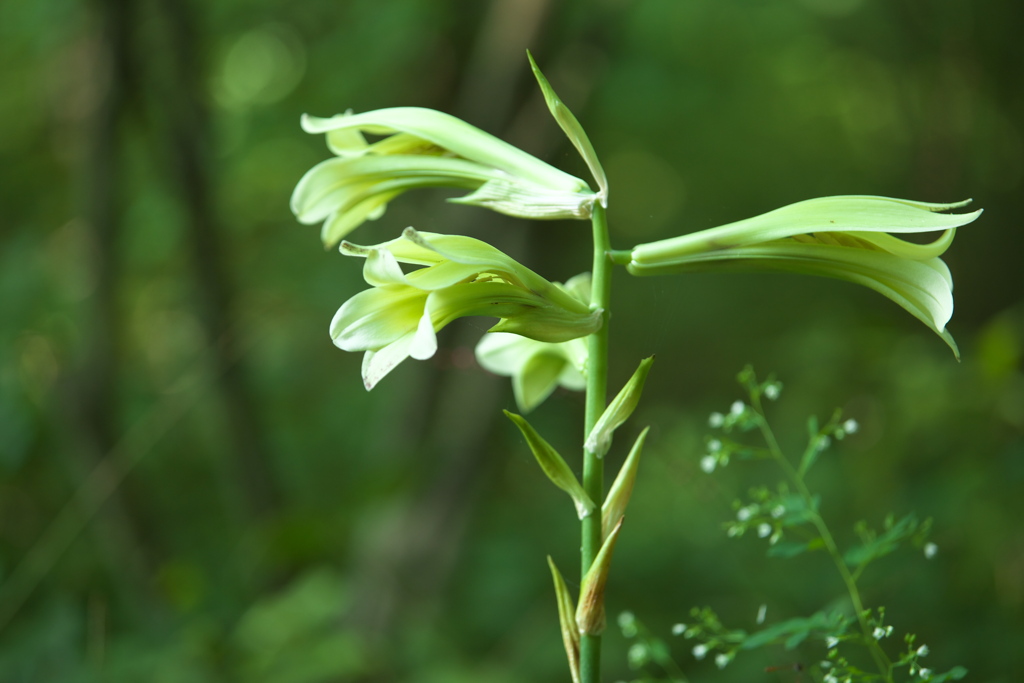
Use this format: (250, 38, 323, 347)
(626, 196, 982, 356)
(330, 228, 601, 390)
(475, 272, 591, 412)
(291, 107, 597, 247)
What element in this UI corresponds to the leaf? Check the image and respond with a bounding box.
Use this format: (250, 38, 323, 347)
(843, 513, 920, 568)
(585, 357, 655, 458)
(766, 541, 813, 558)
(931, 666, 968, 683)
(527, 52, 608, 204)
(548, 557, 581, 683)
(602, 427, 650, 540)
(740, 611, 847, 650)
(505, 411, 596, 519)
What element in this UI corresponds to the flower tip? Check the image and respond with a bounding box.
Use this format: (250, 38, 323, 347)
(299, 112, 318, 132)
(339, 241, 369, 256)
(526, 49, 540, 74)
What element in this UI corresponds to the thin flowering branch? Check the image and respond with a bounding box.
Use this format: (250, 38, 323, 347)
(742, 376, 893, 676)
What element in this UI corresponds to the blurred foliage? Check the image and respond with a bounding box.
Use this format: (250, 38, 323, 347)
(1, 0, 1022, 681)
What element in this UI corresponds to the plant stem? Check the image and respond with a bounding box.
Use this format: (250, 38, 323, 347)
(580, 203, 612, 683)
(751, 394, 893, 681)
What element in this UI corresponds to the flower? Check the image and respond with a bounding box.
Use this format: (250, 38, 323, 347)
(331, 228, 601, 389)
(475, 273, 590, 412)
(291, 107, 596, 246)
(626, 196, 982, 357)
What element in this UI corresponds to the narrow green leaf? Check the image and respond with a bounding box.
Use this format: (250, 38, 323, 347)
(585, 357, 655, 458)
(504, 411, 596, 519)
(527, 51, 608, 205)
(547, 557, 581, 683)
(602, 427, 650, 540)
(766, 541, 813, 558)
(843, 513, 921, 568)
(932, 666, 968, 683)
(739, 611, 848, 650)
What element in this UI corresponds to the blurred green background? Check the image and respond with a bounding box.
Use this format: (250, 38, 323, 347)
(1, 0, 1022, 681)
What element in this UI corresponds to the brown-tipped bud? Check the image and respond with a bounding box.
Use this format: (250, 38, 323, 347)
(547, 557, 581, 683)
(602, 427, 649, 540)
(575, 519, 624, 636)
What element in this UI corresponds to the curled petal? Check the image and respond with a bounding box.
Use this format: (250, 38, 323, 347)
(301, 107, 589, 192)
(631, 196, 981, 265)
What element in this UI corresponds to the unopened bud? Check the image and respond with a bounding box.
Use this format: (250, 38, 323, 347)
(576, 519, 624, 636)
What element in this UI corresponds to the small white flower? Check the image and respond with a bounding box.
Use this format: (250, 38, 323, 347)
(842, 418, 859, 434)
(817, 435, 832, 451)
(700, 455, 717, 473)
(824, 674, 839, 683)
(873, 626, 887, 640)
(764, 383, 780, 400)
(730, 400, 745, 416)
(715, 653, 730, 669)
(918, 668, 932, 679)
(826, 635, 839, 648)
(737, 506, 755, 521)
(707, 439, 722, 453)
(917, 644, 930, 657)
(709, 412, 725, 427)
(758, 523, 772, 538)
(771, 504, 786, 518)
(628, 643, 649, 667)
(692, 643, 708, 660)
(756, 604, 767, 624)
(820, 660, 833, 669)
(924, 542, 938, 559)
(671, 623, 687, 636)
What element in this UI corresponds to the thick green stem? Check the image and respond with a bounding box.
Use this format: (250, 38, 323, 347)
(580, 204, 612, 683)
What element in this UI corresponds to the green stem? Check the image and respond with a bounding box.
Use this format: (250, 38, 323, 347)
(751, 394, 893, 681)
(580, 204, 612, 683)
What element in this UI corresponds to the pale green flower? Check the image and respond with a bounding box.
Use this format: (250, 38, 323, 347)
(291, 107, 596, 247)
(331, 228, 601, 389)
(627, 196, 982, 356)
(475, 272, 591, 412)
(476, 333, 588, 413)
